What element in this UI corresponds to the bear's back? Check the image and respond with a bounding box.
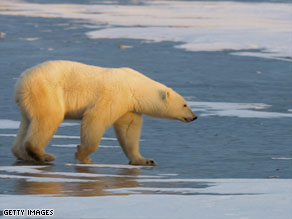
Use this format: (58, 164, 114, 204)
(16, 60, 163, 103)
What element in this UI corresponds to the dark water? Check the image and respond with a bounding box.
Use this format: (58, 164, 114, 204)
(0, 0, 291, 197)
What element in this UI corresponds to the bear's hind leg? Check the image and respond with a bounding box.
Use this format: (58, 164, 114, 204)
(12, 113, 30, 160)
(114, 112, 157, 166)
(24, 117, 61, 162)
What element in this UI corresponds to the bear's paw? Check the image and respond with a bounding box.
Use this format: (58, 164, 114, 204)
(43, 153, 56, 162)
(129, 158, 157, 166)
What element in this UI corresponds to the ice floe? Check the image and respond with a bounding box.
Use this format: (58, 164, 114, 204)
(188, 101, 292, 118)
(0, 165, 47, 174)
(271, 157, 292, 160)
(0, 0, 291, 61)
(0, 120, 20, 129)
(0, 178, 291, 219)
(0, 164, 291, 218)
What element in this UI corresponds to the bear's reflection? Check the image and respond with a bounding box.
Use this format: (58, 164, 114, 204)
(16, 166, 141, 196)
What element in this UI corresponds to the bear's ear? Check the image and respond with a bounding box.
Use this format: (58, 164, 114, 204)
(159, 90, 170, 101)
(166, 91, 170, 99)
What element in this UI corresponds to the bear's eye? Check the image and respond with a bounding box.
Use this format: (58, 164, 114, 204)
(183, 104, 187, 107)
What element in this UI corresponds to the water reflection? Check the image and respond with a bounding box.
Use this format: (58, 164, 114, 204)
(16, 166, 141, 196)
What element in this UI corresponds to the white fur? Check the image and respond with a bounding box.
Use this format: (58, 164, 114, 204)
(12, 60, 196, 165)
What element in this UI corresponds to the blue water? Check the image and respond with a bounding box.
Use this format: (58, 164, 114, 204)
(0, 0, 291, 197)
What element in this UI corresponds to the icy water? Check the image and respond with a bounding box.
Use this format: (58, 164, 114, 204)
(0, 0, 292, 218)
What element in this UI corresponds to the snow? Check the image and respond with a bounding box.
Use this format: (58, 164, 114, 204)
(0, 1, 291, 217)
(0, 0, 291, 61)
(0, 166, 291, 218)
(0, 178, 291, 219)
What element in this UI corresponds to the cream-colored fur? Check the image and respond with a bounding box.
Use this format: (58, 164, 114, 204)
(12, 60, 196, 165)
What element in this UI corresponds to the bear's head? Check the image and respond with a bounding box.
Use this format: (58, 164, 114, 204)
(150, 88, 197, 122)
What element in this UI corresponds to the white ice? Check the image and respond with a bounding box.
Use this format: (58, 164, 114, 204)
(271, 157, 292, 160)
(0, 0, 291, 61)
(188, 101, 292, 118)
(0, 119, 78, 129)
(0, 178, 291, 219)
(0, 165, 291, 218)
(0, 165, 160, 180)
(0, 120, 19, 129)
(0, 174, 94, 182)
(0, 165, 47, 174)
(105, 178, 292, 194)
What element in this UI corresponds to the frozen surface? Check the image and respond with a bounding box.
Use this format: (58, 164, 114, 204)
(0, 120, 19, 129)
(188, 101, 292, 118)
(0, 0, 291, 61)
(87, 26, 292, 61)
(271, 157, 292, 160)
(0, 178, 291, 219)
(0, 166, 291, 218)
(0, 165, 159, 179)
(0, 0, 292, 218)
(0, 174, 94, 182)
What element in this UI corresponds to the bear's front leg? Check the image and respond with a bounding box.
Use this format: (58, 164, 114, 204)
(75, 113, 106, 164)
(114, 112, 157, 166)
(75, 145, 93, 164)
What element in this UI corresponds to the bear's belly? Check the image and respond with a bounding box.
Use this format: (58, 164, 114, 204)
(64, 107, 87, 120)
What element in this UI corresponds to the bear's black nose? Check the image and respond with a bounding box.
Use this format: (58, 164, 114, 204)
(192, 116, 197, 121)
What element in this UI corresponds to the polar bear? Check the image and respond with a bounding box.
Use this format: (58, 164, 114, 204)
(12, 60, 197, 165)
